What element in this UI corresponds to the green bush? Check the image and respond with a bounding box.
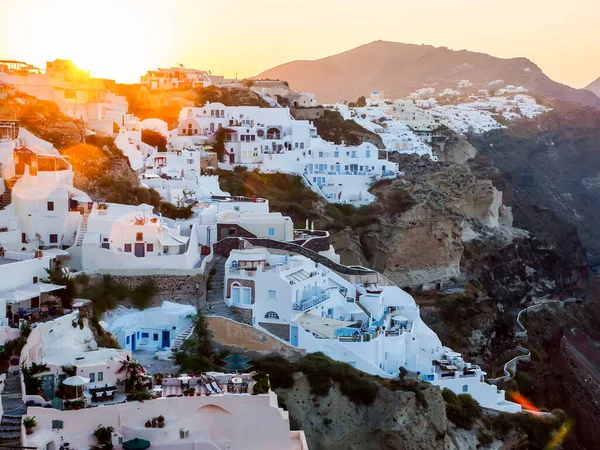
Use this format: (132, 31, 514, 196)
(477, 430, 493, 446)
(130, 279, 158, 310)
(442, 389, 481, 430)
(252, 371, 270, 394)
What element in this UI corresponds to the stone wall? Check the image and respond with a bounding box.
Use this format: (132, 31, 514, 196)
(229, 305, 253, 325)
(107, 274, 205, 307)
(258, 322, 290, 342)
(207, 316, 303, 360)
(290, 107, 325, 120)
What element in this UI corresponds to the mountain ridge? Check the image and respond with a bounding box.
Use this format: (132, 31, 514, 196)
(257, 40, 600, 108)
(584, 76, 600, 98)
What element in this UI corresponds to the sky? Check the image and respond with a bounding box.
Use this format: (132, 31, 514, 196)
(1, 0, 599, 88)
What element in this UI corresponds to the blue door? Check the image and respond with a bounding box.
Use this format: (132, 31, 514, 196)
(162, 330, 170, 348)
(131, 333, 136, 351)
(41, 375, 55, 400)
(134, 243, 145, 257)
(290, 326, 298, 347)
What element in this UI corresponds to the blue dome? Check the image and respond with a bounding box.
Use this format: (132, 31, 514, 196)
(372, 90, 379, 94)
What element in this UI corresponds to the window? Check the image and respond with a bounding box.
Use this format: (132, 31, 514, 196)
(318, 151, 323, 157)
(186, 159, 194, 164)
(153, 333, 159, 341)
(268, 228, 275, 236)
(147, 243, 154, 252)
(47, 201, 54, 211)
(89, 373, 95, 383)
(126, 336, 130, 344)
(52, 420, 64, 430)
(22, 233, 27, 244)
(300, 143, 304, 149)
(33, 276, 38, 283)
(49, 234, 58, 244)
(334, 151, 339, 157)
(142, 332, 149, 338)
(265, 311, 279, 320)
(268, 290, 276, 300)
(136, 232, 143, 241)
(366, 150, 371, 158)
(124, 243, 132, 252)
(462, 384, 468, 393)
(101, 242, 110, 250)
(98, 372, 103, 382)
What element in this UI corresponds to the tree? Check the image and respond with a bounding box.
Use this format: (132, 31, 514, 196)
(141, 129, 167, 152)
(187, 310, 212, 357)
(212, 127, 232, 161)
(356, 96, 366, 107)
(43, 264, 76, 308)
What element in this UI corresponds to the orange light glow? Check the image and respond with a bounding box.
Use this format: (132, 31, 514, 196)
(509, 391, 539, 412)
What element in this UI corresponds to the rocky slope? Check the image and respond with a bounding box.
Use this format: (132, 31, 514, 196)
(277, 375, 455, 450)
(257, 40, 600, 108)
(468, 103, 600, 269)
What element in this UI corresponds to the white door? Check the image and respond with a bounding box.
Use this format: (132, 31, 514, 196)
(242, 288, 251, 305)
(232, 287, 240, 304)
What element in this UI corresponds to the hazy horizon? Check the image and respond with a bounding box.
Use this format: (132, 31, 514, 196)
(1, 0, 599, 88)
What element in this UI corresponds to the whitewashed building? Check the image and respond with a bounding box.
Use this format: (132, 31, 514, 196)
(221, 248, 520, 413)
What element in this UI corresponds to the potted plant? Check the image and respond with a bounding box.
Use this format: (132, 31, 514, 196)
(188, 387, 195, 396)
(94, 425, 114, 445)
(23, 416, 37, 435)
(157, 415, 165, 425)
(151, 417, 157, 428)
(145, 420, 152, 428)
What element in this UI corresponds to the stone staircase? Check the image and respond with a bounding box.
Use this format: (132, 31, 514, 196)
(170, 324, 195, 353)
(0, 370, 25, 446)
(75, 213, 90, 247)
(355, 292, 372, 320)
(0, 177, 18, 210)
(206, 256, 236, 318)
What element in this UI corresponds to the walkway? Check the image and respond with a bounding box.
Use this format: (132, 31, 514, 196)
(0, 370, 25, 446)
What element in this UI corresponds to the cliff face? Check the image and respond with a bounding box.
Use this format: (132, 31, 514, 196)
(338, 155, 515, 287)
(276, 376, 455, 450)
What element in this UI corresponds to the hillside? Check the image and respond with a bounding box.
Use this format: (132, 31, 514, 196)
(257, 40, 600, 108)
(468, 102, 600, 269)
(584, 77, 600, 98)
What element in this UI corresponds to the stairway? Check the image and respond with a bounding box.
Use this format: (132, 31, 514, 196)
(0, 177, 18, 210)
(206, 256, 236, 318)
(0, 370, 25, 446)
(170, 324, 195, 353)
(355, 292, 372, 319)
(75, 213, 90, 246)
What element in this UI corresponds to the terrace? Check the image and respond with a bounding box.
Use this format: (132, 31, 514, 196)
(292, 290, 330, 311)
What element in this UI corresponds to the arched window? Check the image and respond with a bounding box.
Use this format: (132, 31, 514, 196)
(265, 311, 279, 320)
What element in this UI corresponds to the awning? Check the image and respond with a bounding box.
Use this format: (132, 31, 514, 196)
(123, 438, 151, 450)
(294, 314, 357, 339)
(158, 233, 189, 246)
(69, 187, 92, 203)
(0, 282, 65, 304)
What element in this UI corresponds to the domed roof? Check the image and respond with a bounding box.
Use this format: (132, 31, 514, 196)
(371, 90, 379, 95)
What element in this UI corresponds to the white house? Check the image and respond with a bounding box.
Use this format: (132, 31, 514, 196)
(76, 203, 203, 271)
(19, 310, 132, 403)
(221, 248, 521, 413)
(103, 301, 196, 352)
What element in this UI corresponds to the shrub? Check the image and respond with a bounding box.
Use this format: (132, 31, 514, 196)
(141, 129, 167, 152)
(23, 417, 37, 428)
(252, 371, 270, 395)
(442, 389, 481, 430)
(94, 425, 114, 443)
(130, 279, 158, 310)
(477, 430, 493, 446)
(97, 334, 121, 349)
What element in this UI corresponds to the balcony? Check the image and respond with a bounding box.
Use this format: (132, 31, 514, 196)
(293, 291, 330, 311)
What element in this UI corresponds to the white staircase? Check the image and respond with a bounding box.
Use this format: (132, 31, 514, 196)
(75, 213, 89, 247)
(170, 324, 195, 353)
